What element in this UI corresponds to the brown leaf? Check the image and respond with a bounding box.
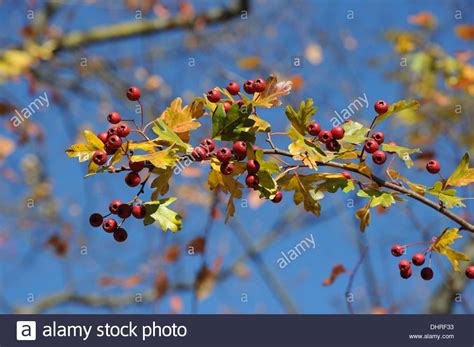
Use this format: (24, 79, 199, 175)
(169, 295, 184, 313)
(237, 56, 261, 70)
(122, 274, 144, 289)
(154, 271, 169, 299)
(195, 265, 216, 300)
(455, 25, 474, 40)
(0, 102, 16, 115)
(322, 264, 347, 286)
(187, 236, 205, 254)
(164, 244, 180, 263)
(408, 12, 436, 27)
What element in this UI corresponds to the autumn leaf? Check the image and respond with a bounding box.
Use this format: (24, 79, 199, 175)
(0, 136, 15, 160)
(131, 147, 178, 170)
(455, 25, 474, 40)
(427, 181, 470, 208)
(358, 189, 398, 208)
(144, 198, 182, 232)
(187, 236, 205, 254)
(287, 127, 326, 169)
(159, 98, 203, 142)
(432, 228, 469, 271)
(373, 100, 420, 127)
(388, 169, 426, 195)
(446, 153, 474, 187)
(356, 203, 371, 232)
(322, 264, 347, 286)
(278, 173, 323, 216)
(66, 130, 104, 162)
(195, 265, 216, 300)
(285, 98, 317, 135)
(341, 121, 369, 145)
(237, 55, 261, 69)
(150, 168, 173, 199)
(163, 244, 180, 263)
(152, 119, 191, 153)
(154, 271, 169, 299)
(249, 75, 292, 108)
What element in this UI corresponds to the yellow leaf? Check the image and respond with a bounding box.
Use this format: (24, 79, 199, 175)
(355, 203, 371, 232)
(150, 168, 173, 200)
(237, 56, 261, 69)
(433, 228, 469, 271)
(159, 98, 202, 142)
(446, 153, 474, 187)
(131, 147, 178, 169)
(65, 130, 104, 162)
(388, 169, 426, 195)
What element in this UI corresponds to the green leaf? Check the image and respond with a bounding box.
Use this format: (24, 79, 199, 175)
(255, 170, 278, 199)
(433, 228, 469, 271)
(316, 174, 355, 193)
(211, 103, 256, 142)
(381, 143, 421, 168)
(373, 100, 420, 127)
(285, 98, 317, 135)
(152, 119, 191, 153)
(357, 189, 397, 208)
(341, 121, 370, 144)
(254, 150, 280, 174)
(446, 153, 474, 187)
(144, 198, 182, 232)
(427, 181, 471, 208)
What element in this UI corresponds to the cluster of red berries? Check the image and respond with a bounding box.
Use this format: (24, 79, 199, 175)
(89, 199, 147, 243)
(306, 121, 345, 152)
(92, 87, 145, 188)
(206, 78, 267, 111)
(391, 244, 434, 280)
(391, 244, 474, 280)
(191, 137, 283, 203)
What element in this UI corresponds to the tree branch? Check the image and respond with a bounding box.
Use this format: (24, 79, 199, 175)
(261, 149, 474, 233)
(55, 0, 249, 52)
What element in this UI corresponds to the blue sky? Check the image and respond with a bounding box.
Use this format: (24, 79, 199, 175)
(0, 0, 473, 314)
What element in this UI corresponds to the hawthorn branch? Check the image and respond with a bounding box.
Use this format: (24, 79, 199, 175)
(261, 149, 474, 233)
(54, 0, 249, 52)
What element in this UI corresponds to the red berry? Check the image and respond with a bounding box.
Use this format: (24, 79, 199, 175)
(117, 123, 130, 137)
(107, 135, 122, 149)
(226, 82, 240, 95)
(107, 126, 118, 137)
(89, 213, 103, 227)
(102, 219, 117, 233)
(420, 267, 434, 281)
(107, 112, 122, 124)
(246, 160, 260, 174)
(243, 80, 255, 94)
(109, 200, 122, 214)
(200, 138, 215, 153)
(253, 78, 266, 93)
(400, 268, 412, 279)
(372, 150, 387, 165)
(326, 139, 341, 152)
(105, 145, 116, 155)
(342, 172, 352, 180)
(391, 245, 404, 257)
(364, 139, 379, 153)
(113, 228, 128, 242)
(245, 174, 259, 188)
(127, 86, 141, 101)
(125, 172, 141, 187)
(98, 132, 108, 144)
(386, 141, 397, 154)
(207, 89, 221, 103)
(217, 147, 232, 162)
(465, 266, 474, 279)
(92, 150, 107, 166)
(426, 160, 441, 174)
(220, 162, 234, 175)
(371, 132, 385, 144)
(222, 102, 232, 113)
(129, 160, 145, 172)
(191, 146, 207, 161)
(132, 204, 147, 219)
(307, 122, 321, 136)
(399, 260, 411, 272)
(331, 126, 345, 140)
(117, 204, 132, 219)
(374, 100, 389, 114)
(319, 130, 333, 144)
(233, 141, 247, 160)
(412, 253, 425, 266)
(272, 190, 283, 203)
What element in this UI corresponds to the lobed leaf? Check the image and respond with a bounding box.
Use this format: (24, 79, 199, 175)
(446, 153, 474, 187)
(144, 198, 182, 232)
(433, 228, 469, 271)
(373, 100, 420, 127)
